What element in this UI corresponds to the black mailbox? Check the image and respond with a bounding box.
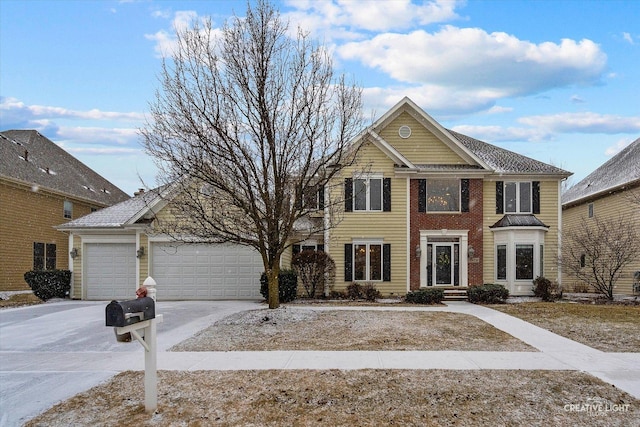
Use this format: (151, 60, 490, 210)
(106, 297, 155, 327)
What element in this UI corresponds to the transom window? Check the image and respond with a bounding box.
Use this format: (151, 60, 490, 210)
(504, 182, 531, 213)
(353, 242, 382, 281)
(427, 179, 460, 212)
(354, 176, 382, 211)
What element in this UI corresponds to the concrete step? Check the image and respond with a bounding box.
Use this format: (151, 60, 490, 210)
(443, 287, 468, 301)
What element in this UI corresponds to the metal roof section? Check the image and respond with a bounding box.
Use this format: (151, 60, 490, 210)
(490, 214, 550, 229)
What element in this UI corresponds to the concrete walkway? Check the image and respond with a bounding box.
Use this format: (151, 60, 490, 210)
(2, 301, 639, 426)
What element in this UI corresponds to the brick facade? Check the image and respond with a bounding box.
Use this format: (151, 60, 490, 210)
(409, 178, 484, 290)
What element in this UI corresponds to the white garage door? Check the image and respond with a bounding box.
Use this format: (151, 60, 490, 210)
(151, 243, 263, 300)
(85, 243, 136, 300)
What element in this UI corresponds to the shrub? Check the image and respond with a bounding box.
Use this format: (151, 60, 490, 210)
(328, 289, 347, 299)
(404, 288, 444, 304)
(572, 282, 590, 293)
(23, 270, 71, 301)
(260, 269, 298, 303)
(345, 282, 381, 301)
(532, 276, 562, 302)
(291, 250, 336, 298)
(468, 283, 509, 304)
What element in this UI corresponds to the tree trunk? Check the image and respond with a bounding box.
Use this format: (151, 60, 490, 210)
(267, 264, 280, 309)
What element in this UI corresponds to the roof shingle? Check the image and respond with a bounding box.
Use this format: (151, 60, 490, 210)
(0, 130, 130, 206)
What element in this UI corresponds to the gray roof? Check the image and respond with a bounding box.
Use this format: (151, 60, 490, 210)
(448, 130, 571, 176)
(562, 137, 640, 206)
(490, 214, 549, 229)
(0, 130, 130, 206)
(57, 187, 163, 229)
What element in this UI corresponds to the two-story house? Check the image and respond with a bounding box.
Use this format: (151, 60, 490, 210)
(57, 98, 570, 300)
(562, 137, 640, 295)
(321, 98, 571, 296)
(0, 130, 129, 292)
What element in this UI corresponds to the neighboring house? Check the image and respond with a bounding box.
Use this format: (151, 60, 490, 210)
(57, 97, 571, 300)
(0, 130, 129, 292)
(562, 137, 640, 295)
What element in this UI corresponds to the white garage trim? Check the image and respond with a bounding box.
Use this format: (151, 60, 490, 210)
(150, 243, 263, 300)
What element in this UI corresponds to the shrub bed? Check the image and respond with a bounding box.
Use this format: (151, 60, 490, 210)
(404, 288, 444, 304)
(468, 283, 509, 304)
(23, 270, 71, 301)
(260, 269, 298, 303)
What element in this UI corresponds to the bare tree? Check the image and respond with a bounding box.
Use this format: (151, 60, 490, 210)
(561, 215, 639, 300)
(141, 0, 363, 308)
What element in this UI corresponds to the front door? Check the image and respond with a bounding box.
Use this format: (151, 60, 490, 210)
(427, 243, 459, 286)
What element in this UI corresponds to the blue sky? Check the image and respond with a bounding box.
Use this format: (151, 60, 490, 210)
(1, 0, 639, 195)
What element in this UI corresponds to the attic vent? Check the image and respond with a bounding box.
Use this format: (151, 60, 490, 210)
(398, 125, 411, 139)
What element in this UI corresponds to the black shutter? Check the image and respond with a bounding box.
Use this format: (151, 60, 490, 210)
(344, 244, 353, 282)
(317, 244, 324, 252)
(461, 179, 470, 212)
(383, 244, 391, 282)
(383, 178, 391, 212)
(318, 186, 325, 210)
(345, 178, 353, 212)
(418, 179, 426, 212)
(496, 181, 504, 214)
(532, 181, 540, 214)
(293, 245, 301, 256)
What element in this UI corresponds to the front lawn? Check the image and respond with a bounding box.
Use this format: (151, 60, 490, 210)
(26, 370, 639, 426)
(491, 302, 640, 352)
(170, 309, 535, 352)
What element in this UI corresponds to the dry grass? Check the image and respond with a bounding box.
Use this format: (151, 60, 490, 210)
(0, 293, 42, 308)
(26, 370, 639, 426)
(171, 309, 535, 352)
(491, 302, 640, 352)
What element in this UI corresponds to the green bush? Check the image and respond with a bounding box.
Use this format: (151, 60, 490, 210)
(468, 283, 509, 304)
(23, 270, 71, 301)
(260, 269, 298, 303)
(532, 276, 562, 302)
(405, 288, 444, 304)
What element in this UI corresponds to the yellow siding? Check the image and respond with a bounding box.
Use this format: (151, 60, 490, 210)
(562, 189, 640, 295)
(139, 233, 149, 287)
(0, 179, 99, 291)
(327, 141, 407, 296)
(71, 234, 82, 299)
(378, 111, 467, 165)
(483, 180, 562, 285)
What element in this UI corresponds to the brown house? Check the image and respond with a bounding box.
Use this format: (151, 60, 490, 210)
(0, 130, 130, 292)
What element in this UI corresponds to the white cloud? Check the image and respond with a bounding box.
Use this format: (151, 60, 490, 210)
(338, 26, 606, 97)
(450, 125, 551, 142)
(0, 97, 144, 123)
(145, 10, 204, 58)
(56, 126, 141, 147)
(605, 138, 634, 156)
(622, 32, 634, 44)
(518, 112, 640, 134)
(570, 95, 585, 104)
(284, 0, 462, 36)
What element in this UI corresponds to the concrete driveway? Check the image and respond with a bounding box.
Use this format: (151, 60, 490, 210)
(0, 299, 260, 426)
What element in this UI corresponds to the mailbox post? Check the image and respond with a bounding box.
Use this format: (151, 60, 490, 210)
(106, 276, 162, 413)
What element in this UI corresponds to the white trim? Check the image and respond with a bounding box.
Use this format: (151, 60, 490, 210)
(366, 129, 416, 169)
(419, 230, 469, 287)
(406, 178, 411, 292)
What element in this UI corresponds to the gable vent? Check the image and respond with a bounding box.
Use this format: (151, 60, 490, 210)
(398, 125, 411, 139)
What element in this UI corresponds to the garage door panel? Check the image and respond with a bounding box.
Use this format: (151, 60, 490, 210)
(85, 243, 136, 300)
(151, 243, 263, 300)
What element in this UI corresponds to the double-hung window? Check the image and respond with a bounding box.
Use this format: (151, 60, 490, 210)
(34, 242, 56, 270)
(63, 200, 73, 219)
(427, 179, 460, 212)
(344, 242, 391, 282)
(504, 182, 531, 213)
(354, 176, 382, 211)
